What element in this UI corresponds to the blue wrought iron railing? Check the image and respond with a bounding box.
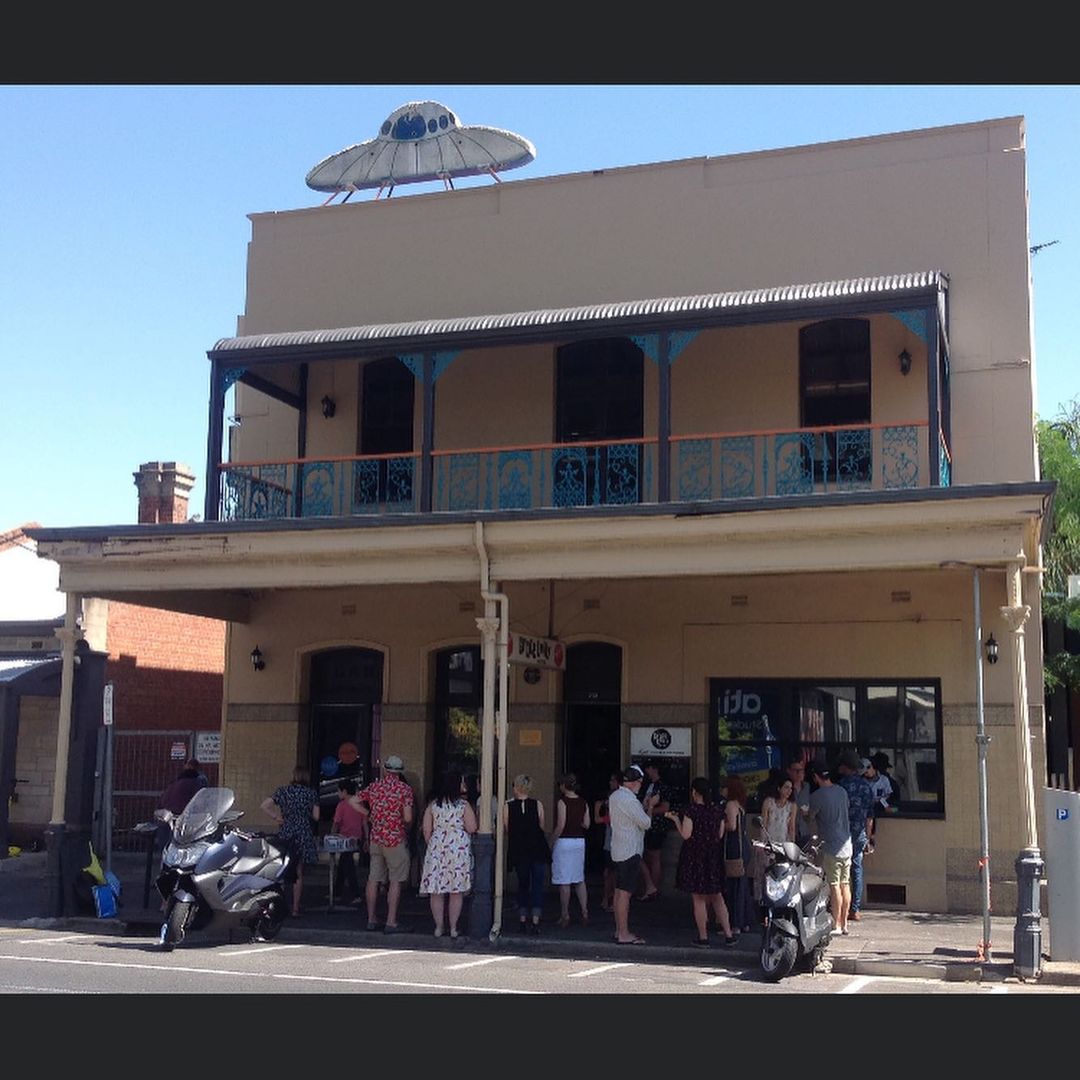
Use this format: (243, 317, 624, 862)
(671, 421, 930, 500)
(432, 438, 656, 513)
(218, 422, 938, 521)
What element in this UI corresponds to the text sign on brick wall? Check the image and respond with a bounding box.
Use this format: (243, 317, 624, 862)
(195, 731, 221, 764)
(170, 741, 187, 760)
(102, 682, 114, 726)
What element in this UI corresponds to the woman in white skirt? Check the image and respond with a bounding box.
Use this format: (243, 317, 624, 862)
(549, 773, 591, 927)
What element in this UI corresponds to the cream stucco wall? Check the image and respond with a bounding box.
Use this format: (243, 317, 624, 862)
(232, 117, 1036, 488)
(218, 565, 1041, 912)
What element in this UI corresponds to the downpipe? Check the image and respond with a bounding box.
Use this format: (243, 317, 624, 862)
(474, 522, 509, 942)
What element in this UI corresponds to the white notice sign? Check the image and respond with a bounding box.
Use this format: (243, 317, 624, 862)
(194, 731, 221, 764)
(630, 726, 692, 758)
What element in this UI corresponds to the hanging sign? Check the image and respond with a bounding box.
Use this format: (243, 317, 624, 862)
(506, 632, 565, 670)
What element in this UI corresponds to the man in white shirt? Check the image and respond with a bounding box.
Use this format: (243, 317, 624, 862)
(608, 764, 659, 945)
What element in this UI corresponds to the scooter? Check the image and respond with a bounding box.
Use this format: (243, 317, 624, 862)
(155, 786, 292, 951)
(753, 835, 833, 981)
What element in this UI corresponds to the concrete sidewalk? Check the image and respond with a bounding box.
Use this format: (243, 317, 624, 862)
(2, 850, 1076, 987)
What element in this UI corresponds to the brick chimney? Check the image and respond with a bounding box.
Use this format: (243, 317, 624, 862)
(134, 462, 196, 524)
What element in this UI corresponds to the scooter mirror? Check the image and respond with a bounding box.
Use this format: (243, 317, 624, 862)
(154, 809, 173, 822)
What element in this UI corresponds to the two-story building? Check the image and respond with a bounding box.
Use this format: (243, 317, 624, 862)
(30, 111, 1052, 915)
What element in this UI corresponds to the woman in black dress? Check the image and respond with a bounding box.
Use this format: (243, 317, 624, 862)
(666, 776, 735, 948)
(261, 766, 320, 917)
(502, 773, 550, 934)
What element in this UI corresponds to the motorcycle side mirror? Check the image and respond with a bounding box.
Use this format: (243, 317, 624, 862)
(154, 809, 173, 823)
(220, 810, 244, 823)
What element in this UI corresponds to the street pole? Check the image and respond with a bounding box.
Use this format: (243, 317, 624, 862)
(973, 570, 993, 963)
(1003, 560, 1043, 980)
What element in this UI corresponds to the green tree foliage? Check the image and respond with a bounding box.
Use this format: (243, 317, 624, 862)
(1037, 397, 1080, 692)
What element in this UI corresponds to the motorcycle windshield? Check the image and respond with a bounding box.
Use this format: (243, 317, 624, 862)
(172, 787, 235, 845)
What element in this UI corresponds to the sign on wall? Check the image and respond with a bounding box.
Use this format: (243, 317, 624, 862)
(630, 726, 692, 758)
(194, 731, 221, 764)
(506, 632, 565, 670)
(169, 741, 187, 761)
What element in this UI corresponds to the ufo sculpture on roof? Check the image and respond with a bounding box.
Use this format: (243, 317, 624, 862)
(306, 100, 537, 203)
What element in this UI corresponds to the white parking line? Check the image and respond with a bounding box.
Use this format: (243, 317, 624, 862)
(988, 985, 1008, 994)
(328, 949, 411, 964)
(568, 962, 629, 978)
(445, 955, 519, 970)
(839, 975, 874, 994)
(220, 944, 305, 957)
(15, 935, 82, 945)
(698, 975, 730, 986)
(0, 953, 541, 993)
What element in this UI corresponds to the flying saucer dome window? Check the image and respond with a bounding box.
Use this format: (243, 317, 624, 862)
(305, 100, 536, 200)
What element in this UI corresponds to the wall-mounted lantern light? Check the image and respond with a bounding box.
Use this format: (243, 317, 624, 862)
(251, 645, 266, 672)
(899, 349, 912, 376)
(321, 395, 336, 419)
(984, 634, 999, 665)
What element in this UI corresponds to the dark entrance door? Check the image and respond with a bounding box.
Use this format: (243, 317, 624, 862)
(563, 642, 622, 871)
(359, 357, 415, 507)
(308, 648, 384, 822)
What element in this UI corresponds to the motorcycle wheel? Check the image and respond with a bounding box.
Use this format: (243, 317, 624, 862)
(250, 898, 286, 943)
(159, 900, 192, 952)
(760, 925, 799, 982)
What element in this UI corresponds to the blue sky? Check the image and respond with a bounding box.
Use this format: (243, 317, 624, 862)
(2, 85, 1076, 529)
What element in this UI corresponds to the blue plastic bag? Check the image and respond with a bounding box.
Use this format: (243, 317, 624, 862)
(92, 883, 118, 918)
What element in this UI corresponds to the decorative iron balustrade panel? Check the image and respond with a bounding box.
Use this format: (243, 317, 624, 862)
(774, 433, 815, 495)
(606, 443, 642, 504)
(497, 450, 533, 510)
(442, 453, 480, 511)
(302, 461, 339, 517)
(353, 457, 416, 514)
(835, 428, 873, 491)
(551, 446, 590, 507)
(677, 439, 712, 501)
(720, 436, 755, 498)
(882, 425, 919, 489)
(221, 465, 292, 521)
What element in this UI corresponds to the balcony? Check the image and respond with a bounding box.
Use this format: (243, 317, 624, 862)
(219, 421, 939, 522)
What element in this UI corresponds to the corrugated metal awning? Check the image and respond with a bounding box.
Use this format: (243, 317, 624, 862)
(210, 271, 947, 363)
(0, 656, 60, 684)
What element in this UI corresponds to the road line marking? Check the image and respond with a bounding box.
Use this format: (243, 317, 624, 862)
(0, 953, 541, 993)
(0, 983, 88, 993)
(220, 944, 305, 957)
(568, 962, 629, 978)
(699, 975, 730, 986)
(444, 955, 518, 970)
(15, 935, 82, 945)
(839, 975, 874, 994)
(328, 949, 411, 964)
(988, 985, 1008, 994)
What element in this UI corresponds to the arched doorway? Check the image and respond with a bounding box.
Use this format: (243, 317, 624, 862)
(308, 647, 384, 818)
(563, 642, 622, 870)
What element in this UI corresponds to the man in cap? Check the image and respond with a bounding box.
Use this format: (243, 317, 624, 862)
(862, 755, 896, 854)
(836, 748, 875, 922)
(807, 759, 854, 935)
(608, 764, 659, 944)
(357, 754, 414, 933)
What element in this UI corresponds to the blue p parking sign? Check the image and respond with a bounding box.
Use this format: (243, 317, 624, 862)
(1057, 808, 1070, 821)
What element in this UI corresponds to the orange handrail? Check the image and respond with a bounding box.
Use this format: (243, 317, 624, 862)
(669, 420, 930, 442)
(431, 436, 658, 457)
(221, 450, 422, 470)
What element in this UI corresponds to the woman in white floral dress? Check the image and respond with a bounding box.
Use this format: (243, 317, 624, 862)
(420, 771, 478, 938)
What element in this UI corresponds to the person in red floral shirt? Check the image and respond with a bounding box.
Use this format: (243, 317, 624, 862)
(357, 754, 414, 933)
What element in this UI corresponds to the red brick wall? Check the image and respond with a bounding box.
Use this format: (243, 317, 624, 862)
(104, 602, 225, 731)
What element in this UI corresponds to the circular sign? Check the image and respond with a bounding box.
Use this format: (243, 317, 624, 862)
(554, 643, 564, 667)
(650, 728, 672, 750)
(523, 667, 542, 685)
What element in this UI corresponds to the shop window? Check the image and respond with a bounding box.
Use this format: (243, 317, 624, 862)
(709, 678, 943, 815)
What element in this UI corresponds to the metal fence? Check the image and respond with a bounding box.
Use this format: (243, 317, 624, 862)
(109, 729, 220, 852)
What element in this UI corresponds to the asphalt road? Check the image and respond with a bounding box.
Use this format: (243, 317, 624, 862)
(0, 926, 1072, 995)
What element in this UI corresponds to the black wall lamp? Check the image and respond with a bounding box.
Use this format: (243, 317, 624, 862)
(250, 645, 266, 672)
(321, 395, 336, 419)
(984, 634, 999, 665)
(899, 349, 912, 376)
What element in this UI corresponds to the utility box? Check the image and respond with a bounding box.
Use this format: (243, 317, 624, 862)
(1043, 788, 1080, 962)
